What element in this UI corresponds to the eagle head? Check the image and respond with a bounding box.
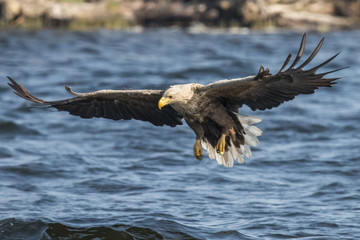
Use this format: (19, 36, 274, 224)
(158, 83, 199, 110)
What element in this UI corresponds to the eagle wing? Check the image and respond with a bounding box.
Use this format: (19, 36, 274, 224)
(201, 33, 344, 111)
(8, 77, 183, 127)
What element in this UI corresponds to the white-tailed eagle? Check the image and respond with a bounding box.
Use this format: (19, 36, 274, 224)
(8, 34, 343, 167)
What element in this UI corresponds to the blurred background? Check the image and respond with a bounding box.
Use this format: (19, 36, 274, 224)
(1, 1, 360, 240)
(1, 0, 360, 31)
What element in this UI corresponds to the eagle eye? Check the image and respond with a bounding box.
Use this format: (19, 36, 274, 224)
(169, 95, 173, 99)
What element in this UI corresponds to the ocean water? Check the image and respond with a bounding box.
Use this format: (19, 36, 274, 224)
(0, 29, 359, 240)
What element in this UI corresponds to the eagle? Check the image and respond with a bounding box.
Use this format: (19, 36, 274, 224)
(8, 34, 342, 167)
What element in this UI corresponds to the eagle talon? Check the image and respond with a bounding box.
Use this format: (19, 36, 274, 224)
(216, 134, 226, 155)
(193, 139, 203, 161)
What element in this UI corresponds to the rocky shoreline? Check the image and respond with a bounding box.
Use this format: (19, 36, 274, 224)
(1, 0, 359, 31)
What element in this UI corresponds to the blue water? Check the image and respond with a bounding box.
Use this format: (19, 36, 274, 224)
(0, 29, 359, 240)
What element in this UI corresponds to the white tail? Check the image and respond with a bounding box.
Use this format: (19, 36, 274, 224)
(201, 113, 262, 167)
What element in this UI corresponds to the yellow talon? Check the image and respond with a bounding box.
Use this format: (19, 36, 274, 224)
(193, 139, 203, 160)
(216, 134, 226, 155)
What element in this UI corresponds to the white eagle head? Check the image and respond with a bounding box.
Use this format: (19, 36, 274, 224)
(158, 83, 199, 110)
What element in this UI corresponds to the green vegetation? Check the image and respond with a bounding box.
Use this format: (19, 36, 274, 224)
(68, 17, 136, 30)
(17, 17, 135, 31)
(106, 1, 119, 11)
(55, 0, 86, 3)
(19, 18, 45, 30)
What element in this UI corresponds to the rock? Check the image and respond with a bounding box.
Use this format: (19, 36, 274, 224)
(0, 0, 22, 24)
(20, 0, 48, 18)
(135, 1, 220, 27)
(239, 0, 359, 30)
(48, 2, 106, 20)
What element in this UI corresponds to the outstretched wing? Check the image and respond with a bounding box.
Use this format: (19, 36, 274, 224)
(8, 77, 183, 127)
(201, 33, 345, 111)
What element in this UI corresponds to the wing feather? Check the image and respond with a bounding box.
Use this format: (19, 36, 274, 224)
(287, 33, 306, 70)
(8, 77, 183, 127)
(201, 33, 345, 111)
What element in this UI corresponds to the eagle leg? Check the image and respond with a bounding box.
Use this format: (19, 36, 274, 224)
(216, 134, 226, 155)
(193, 139, 203, 161)
(185, 119, 204, 161)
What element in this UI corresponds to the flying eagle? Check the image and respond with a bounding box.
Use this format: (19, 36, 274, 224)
(8, 34, 342, 167)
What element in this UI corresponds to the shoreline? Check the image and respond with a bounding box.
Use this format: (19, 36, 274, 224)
(1, 0, 359, 31)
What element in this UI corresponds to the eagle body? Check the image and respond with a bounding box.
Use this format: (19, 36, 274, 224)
(8, 34, 344, 167)
(159, 83, 261, 166)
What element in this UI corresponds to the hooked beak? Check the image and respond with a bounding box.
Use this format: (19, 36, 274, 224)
(158, 97, 173, 110)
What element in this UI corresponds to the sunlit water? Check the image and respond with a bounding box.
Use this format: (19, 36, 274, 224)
(0, 29, 359, 240)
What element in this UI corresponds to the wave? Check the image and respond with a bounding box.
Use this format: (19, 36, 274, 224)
(0, 218, 205, 240)
(0, 120, 40, 135)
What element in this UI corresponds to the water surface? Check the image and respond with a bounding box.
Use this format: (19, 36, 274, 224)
(0, 29, 359, 239)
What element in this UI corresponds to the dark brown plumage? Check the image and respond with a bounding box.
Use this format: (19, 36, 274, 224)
(201, 34, 343, 111)
(8, 79, 183, 127)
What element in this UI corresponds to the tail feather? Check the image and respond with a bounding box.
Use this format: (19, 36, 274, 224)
(201, 113, 262, 167)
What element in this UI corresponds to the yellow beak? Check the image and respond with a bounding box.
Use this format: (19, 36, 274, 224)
(158, 97, 173, 110)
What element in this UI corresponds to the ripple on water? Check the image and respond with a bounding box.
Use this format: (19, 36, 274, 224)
(0, 218, 47, 240)
(41, 220, 203, 240)
(1, 161, 70, 179)
(0, 147, 12, 158)
(0, 120, 40, 136)
(74, 177, 150, 194)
